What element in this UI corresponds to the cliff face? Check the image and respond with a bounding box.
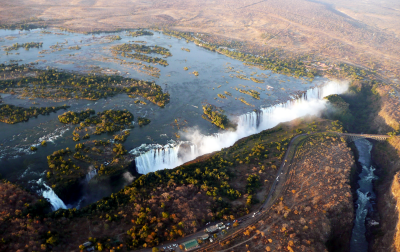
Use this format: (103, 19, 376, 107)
(371, 86, 400, 134)
(371, 137, 400, 252)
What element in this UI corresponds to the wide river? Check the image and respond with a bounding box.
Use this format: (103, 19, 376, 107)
(0, 28, 347, 208)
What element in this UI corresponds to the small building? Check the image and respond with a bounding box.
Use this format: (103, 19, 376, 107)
(199, 234, 209, 240)
(181, 239, 200, 251)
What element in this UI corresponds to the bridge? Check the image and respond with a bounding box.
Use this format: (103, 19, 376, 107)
(337, 133, 390, 142)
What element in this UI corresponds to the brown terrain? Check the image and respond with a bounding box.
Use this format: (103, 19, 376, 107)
(200, 133, 355, 252)
(1, 0, 400, 81)
(372, 137, 400, 252)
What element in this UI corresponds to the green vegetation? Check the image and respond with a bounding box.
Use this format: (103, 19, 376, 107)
(112, 43, 170, 66)
(218, 94, 227, 99)
(184, 67, 189, 71)
(238, 98, 253, 106)
(58, 109, 95, 124)
(128, 30, 154, 37)
(0, 104, 69, 124)
(202, 104, 232, 129)
(235, 88, 260, 99)
(108, 35, 122, 41)
(0, 20, 46, 31)
(138, 117, 151, 126)
(0, 64, 170, 107)
(67, 45, 81, 50)
(224, 91, 232, 96)
(112, 43, 171, 57)
(323, 95, 354, 130)
(193, 71, 199, 76)
(181, 47, 190, 52)
(43, 118, 341, 250)
(114, 130, 130, 142)
(161, 29, 317, 79)
(250, 77, 264, 83)
(235, 74, 250, 80)
(322, 80, 380, 133)
(46, 140, 130, 197)
(69, 109, 134, 141)
(4, 42, 43, 51)
(0, 118, 344, 251)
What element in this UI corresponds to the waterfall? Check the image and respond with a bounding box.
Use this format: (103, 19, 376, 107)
(133, 141, 198, 174)
(132, 80, 349, 174)
(85, 167, 98, 183)
(38, 179, 68, 211)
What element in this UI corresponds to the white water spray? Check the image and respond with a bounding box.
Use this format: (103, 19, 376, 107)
(85, 166, 98, 183)
(37, 179, 68, 211)
(132, 80, 349, 174)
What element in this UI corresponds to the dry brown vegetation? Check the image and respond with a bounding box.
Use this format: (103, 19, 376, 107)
(0, 181, 50, 252)
(1, 0, 400, 80)
(203, 134, 355, 252)
(372, 85, 400, 133)
(372, 137, 400, 252)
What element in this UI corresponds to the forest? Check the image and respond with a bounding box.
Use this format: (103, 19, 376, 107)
(112, 43, 170, 66)
(128, 30, 154, 37)
(161, 29, 317, 79)
(0, 64, 170, 107)
(46, 139, 131, 200)
(112, 43, 171, 57)
(0, 104, 69, 124)
(4, 42, 43, 51)
(59, 109, 134, 141)
(202, 104, 232, 130)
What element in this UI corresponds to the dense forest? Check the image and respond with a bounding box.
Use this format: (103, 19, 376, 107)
(202, 104, 232, 129)
(46, 139, 131, 201)
(0, 64, 170, 107)
(59, 109, 134, 141)
(128, 30, 154, 37)
(0, 104, 69, 124)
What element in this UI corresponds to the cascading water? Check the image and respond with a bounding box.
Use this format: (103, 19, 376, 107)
(85, 167, 98, 182)
(350, 138, 378, 252)
(133, 140, 198, 174)
(37, 179, 68, 211)
(132, 80, 349, 174)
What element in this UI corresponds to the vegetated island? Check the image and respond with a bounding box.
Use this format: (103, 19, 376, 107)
(58, 109, 134, 141)
(111, 43, 171, 66)
(202, 104, 234, 130)
(128, 30, 154, 37)
(0, 104, 69, 124)
(234, 87, 260, 99)
(4, 42, 43, 51)
(0, 64, 170, 107)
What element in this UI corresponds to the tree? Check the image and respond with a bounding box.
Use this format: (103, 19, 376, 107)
(152, 247, 159, 252)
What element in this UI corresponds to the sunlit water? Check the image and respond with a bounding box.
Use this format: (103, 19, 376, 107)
(350, 139, 378, 252)
(0, 28, 347, 209)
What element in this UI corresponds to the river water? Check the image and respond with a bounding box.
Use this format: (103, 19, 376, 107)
(0, 28, 348, 209)
(350, 138, 378, 252)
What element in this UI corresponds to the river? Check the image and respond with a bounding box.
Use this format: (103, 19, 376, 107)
(350, 138, 378, 252)
(0, 28, 348, 209)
